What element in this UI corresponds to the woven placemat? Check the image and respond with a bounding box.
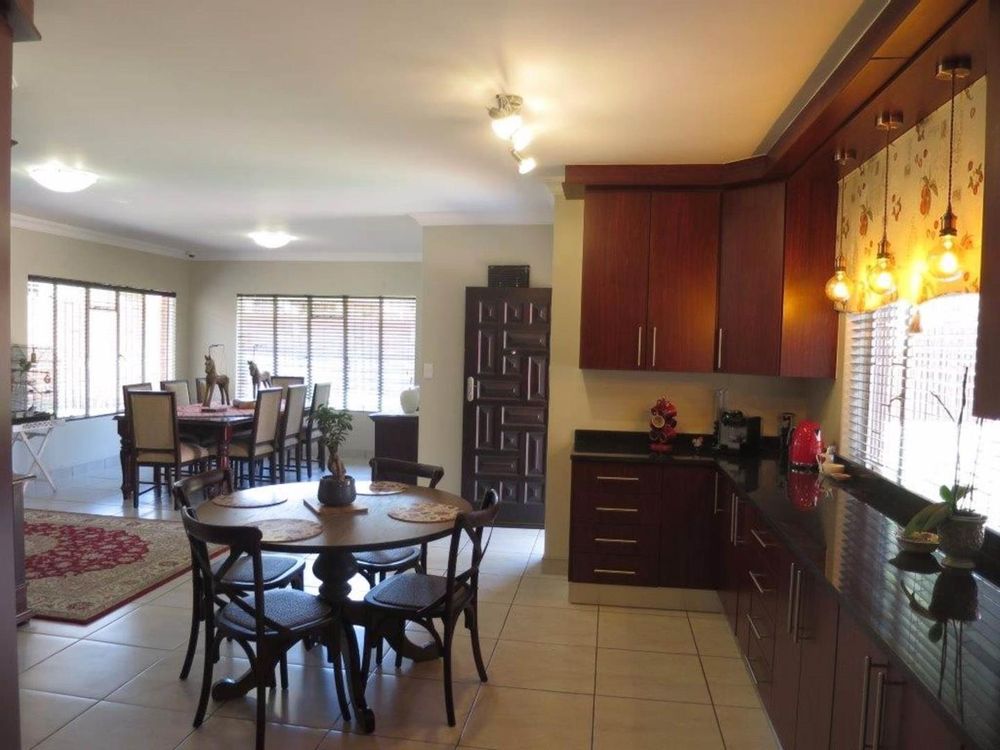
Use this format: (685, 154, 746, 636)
(211, 493, 288, 509)
(388, 502, 459, 524)
(355, 480, 407, 496)
(251, 518, 323, 543)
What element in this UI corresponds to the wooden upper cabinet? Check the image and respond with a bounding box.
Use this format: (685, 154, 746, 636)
(781, 160, 839, 378)
(579, 189, 651, 370)
(717, 183, 786, 375)
(647, 191, 720, 372)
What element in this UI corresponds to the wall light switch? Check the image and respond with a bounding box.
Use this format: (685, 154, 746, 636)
(423, 363, 433, 379)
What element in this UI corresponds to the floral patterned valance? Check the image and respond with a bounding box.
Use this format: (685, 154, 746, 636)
(838, 76, 985, 312)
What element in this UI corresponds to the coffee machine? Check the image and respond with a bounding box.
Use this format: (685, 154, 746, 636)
(713, 389, 762, 454)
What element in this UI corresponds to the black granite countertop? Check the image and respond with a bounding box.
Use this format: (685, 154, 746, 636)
(571, 430, 1000, 750)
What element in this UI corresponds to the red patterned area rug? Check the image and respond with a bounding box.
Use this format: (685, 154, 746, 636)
(25, 510, 196, 624)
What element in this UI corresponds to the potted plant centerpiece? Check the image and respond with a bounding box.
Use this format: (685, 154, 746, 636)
(315, 405, 356, 506)
(903, 369, 987, 569)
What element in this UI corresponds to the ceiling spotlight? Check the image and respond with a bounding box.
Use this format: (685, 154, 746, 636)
(248, 230, 295, 249)
(488, 93, 524, 140)
(511, 126, 533, 152)
(28, 162, 98, 193)
(512, 150, 537, 175)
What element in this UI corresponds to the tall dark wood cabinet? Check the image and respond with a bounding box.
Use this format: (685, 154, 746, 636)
(717, 183, 786, 375)
(579, 189, 652, 370)
(369, 412, 418, 481)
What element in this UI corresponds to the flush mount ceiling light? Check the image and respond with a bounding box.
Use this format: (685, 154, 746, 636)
(867, 112, 903, 296)
(927, 55, 972, 282)
(825, 148, 857, 309)
(28, 162, 98, 193)
(488, 93, 539, 175)
(248, 230, 295, 249)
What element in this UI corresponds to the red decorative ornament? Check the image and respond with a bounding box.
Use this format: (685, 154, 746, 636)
(649, 397, 678, 453)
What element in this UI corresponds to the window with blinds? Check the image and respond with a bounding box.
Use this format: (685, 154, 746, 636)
(844, 293, 1000, 530)
(235, 294, 416, 412)
(26, 277, 177, 418)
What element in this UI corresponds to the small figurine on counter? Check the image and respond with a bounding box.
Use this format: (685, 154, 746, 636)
(649, 397, 678, 453)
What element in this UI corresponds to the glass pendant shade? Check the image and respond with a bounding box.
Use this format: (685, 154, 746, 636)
(825, 268, 853, 304)
(927, 233, 962, 281)
(867, 247, 897, 295)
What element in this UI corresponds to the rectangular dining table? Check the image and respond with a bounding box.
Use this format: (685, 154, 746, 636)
(114, 403, 254, 501)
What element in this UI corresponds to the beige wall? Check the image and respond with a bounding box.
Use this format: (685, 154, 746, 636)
(544, 196, 827, 559)
(418, 225, 554, 494)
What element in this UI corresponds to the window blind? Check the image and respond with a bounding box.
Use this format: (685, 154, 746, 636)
(844, 293, 1000, 530)
(26, 277, 177, 418)
(235, 294, 416, 412)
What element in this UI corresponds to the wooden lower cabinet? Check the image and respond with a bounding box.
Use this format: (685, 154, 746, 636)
(659, 465, 716, 588)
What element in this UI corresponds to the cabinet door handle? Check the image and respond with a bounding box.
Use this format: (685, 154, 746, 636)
(716, 327, 724, 370)
(596, 476, 640, 482)
(637, 325, 643, 368)
(595, 506, 639, 513)
(743, 655, 761, 686)
(871, 670, 887, 750)
(729, 494, 736, 544)
(713, 474, 721, 514)
(792, 567, 804, 644)
(858, 655, 873, 750)
(594, 537, 638, 544)
(746, 613, 765, 642)
(594, 568, 636, 576)
(732, 495, 743, 545)
(651, 326, 657, 368)
(786, 562, 797, 634)
(748, 570, 772, 594)
(750, 529, 773, 549)
(465, 376, 475, 402)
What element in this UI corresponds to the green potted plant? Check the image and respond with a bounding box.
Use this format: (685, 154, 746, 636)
(314, 405, 355, 506)
(903, 369, 986, 568)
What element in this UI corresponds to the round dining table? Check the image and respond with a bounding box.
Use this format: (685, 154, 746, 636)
(195, 480, 473, 733)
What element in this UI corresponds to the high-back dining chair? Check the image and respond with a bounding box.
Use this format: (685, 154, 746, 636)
(362, 489, 499, 726)
(277, 384, 307, 483)
(172, 468, 306, 685)
(195, 377, 207, 405)
(160, 379, 192, 407)
(270, 375, 304, 398)
(180, 508, 347, 750)
(301, 382, 331, 477)
(228, 387, 282, 487)
(127, 390, 216, 508)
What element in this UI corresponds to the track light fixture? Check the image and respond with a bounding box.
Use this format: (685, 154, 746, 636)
(487, 93, 538, 175)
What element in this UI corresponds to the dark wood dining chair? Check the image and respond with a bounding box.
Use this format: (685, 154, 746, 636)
(172, 469, 307, 683)
(180, 508, 349, 750)
(361, 489, 499, 726)
(301, 382, 331, 477)
(277, 384, 307, 483)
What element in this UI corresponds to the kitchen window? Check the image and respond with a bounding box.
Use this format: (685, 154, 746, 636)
(26, 277, 177, 418)
(844, 293, 1000, 530)
(235, 294, 416, 412)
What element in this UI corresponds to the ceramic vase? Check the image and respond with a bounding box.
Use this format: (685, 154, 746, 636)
(937, 512, 987, 569)
(318, 475, 356, 507)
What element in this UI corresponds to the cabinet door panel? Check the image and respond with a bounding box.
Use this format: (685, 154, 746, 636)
(718, 183, 785, 375)
(647, 191, 720, 373)
(580, 189, 651, 370)
(830, 610, 889, 750)
(793, 570, 839, 750)
(658, 465, 717, 588)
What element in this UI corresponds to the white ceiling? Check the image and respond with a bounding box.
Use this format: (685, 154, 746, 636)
(11, 0, 868, 260)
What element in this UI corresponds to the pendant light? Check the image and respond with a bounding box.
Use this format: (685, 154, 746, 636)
(825, 148, 857, 309)
(867, 112, 902, 296)
(927, 56, 972, 281)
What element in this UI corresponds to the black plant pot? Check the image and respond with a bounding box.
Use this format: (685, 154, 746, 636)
(317, 475, 356, 507)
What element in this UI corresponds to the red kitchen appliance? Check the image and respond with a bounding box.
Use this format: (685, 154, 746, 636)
(789, 421, 824, 469)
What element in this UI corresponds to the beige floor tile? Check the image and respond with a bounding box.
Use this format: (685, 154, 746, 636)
(333, 674, 476, 745)
(593, 695, 724, 750)
(175, 715, 326, 750)
(715, 705, 780, 749)
(106, 649, 250, 714)
(476, 573, 520, 604)
(471, 601, 510, 640)
(701, 655, 761, 708)
(512, 576, 594, 610)
(17, 632, 76, 672)
(460, 684, 593, 749)
(381, 631, 496, 684)
(148, 580, 195, 609)
(21, 603, 140, 639)
(19, 640, 169, 699)
(18, 689, 95, 750)
(320, 730, 453, 748)
(597, 610, 697, 654)
(486, 640, 595, 694)
(499, 605, 597, 647)
(33, 701, 193, 750)
(87, 604, 195, 650)
(689, 614, 740, 658)
(521, 555, 567, 578)
(477, 553, 531, 577)
(212, 662, 346, 729)
(598, 604, 687, 617)
(596, 648, 710, 704)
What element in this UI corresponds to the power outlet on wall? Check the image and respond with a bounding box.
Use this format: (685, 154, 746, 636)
(423, 363, 433, 379)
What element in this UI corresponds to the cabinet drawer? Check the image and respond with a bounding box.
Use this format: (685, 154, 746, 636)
(571, 492, 660, 527)
(747, 564, 778, 623)
(569, 552, 659, 586)
(572, 462, 662, 496)
(571, 523, 659, 556)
